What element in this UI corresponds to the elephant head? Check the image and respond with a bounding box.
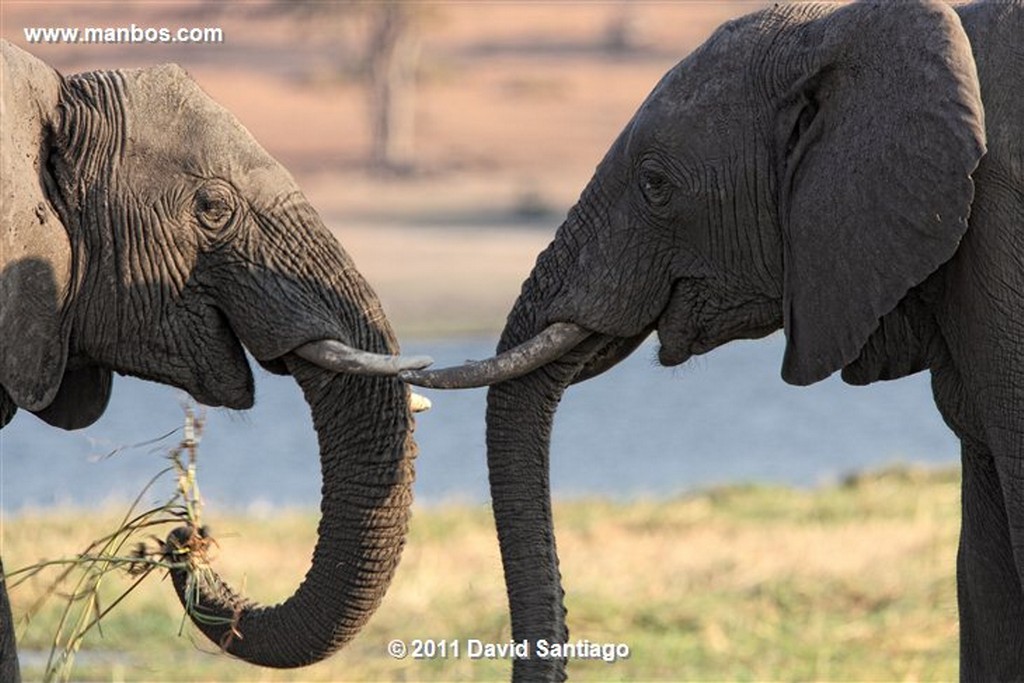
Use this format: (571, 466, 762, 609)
(1, 40, 432, 670)
(403, 1, 987, 679)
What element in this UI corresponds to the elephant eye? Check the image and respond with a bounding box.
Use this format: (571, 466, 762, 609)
(194, 182, 236, 232)
(639, 166, 672, 207)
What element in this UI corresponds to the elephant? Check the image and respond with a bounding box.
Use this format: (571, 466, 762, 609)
(403, 1, 1023, 680)
(0, 40, 435, 680)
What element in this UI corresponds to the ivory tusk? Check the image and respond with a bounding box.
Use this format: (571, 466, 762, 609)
(409, 392, 432, 413)
(398, 322, 591, 389)
(294, 339, 433, 377)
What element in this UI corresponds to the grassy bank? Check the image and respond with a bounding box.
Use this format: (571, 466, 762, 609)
(5, 466, 959, 681)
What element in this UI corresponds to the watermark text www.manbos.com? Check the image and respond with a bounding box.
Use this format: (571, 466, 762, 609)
(387, 638, 631, 663)
(23, 25, 224, 45)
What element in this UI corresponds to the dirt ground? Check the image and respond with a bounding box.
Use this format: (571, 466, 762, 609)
(2, 1, 766, 337)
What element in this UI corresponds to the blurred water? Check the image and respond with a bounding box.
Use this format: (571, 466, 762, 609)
(0, 333, 958, 512)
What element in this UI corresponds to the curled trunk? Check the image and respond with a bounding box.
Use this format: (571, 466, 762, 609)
(166, 357, 415, 668)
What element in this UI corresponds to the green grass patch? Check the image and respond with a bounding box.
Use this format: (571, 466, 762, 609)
(5, 464, 959, 681)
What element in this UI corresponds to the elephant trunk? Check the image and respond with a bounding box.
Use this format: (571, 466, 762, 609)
(486, 370, 572, 682)
(482, 283, 612, 681)
(166, 358, 415, 668)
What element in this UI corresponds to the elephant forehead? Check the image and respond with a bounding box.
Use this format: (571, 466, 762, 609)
(634, 3, 828, 141)
(632, 49, 762, 152)
(116, 64, 279, 177)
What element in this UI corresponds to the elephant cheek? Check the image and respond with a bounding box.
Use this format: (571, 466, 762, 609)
(189, 308, 256, 409)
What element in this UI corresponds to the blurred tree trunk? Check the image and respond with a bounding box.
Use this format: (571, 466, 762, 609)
(366, 3, 421, 174)
(254, 0, 425, 175)
(604, 3, 644, 53)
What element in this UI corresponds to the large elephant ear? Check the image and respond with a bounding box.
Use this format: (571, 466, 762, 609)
(777, 1, 985, 386)
(0, 41, 72, 413)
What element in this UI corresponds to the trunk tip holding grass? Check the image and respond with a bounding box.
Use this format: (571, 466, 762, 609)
(164, 362, 416, 668)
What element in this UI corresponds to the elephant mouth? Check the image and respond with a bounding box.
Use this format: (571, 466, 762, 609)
(655, 319, 780, 368)
(398, 306, 780, 389)
(190, 305, 433, 412)
(271, 340, 433, 414)
(653, 282, 782, 368)
(654, 334, 728, 367)
(654, 322, 720, 367)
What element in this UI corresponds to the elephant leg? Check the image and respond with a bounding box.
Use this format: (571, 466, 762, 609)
(0, 558, 20, 683)
(958, 443, 1024, 681)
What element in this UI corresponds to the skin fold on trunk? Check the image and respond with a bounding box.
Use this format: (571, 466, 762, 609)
(165, 356, 415, 668)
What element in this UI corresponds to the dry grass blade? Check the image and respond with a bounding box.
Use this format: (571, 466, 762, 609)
(8, 405, 218, 683)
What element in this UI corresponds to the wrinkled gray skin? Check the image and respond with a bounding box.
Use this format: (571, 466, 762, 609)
(467, 2, 1020, 680)
(0, 41, 421, 678)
